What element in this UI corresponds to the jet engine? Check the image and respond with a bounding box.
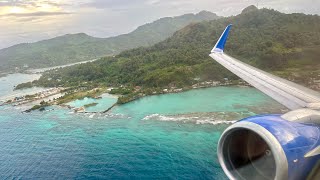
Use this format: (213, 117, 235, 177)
(217, 109, 320, 180)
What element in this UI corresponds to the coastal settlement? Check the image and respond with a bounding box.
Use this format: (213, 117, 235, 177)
(3, 79, 249, 113)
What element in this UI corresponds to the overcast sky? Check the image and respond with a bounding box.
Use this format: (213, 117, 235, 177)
(0, 0, 319, 49)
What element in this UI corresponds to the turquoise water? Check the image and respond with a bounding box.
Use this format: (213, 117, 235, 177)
(114, 87, 281, 116)
(0, 84, 286, 179)
(67, 94, 118, 112)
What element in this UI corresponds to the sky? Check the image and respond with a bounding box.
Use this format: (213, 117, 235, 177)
(0, 0, 319, 49)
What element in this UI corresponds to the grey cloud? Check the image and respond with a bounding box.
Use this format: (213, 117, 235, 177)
(0, 0, 37, 8)
(1, 11, 72, 17)
(11, 16, 41, 22)
(0, 0, 319, 49)
(0, 0, 73, 19)
(81, 0, 154, 9)
(0, 0, 70, 8)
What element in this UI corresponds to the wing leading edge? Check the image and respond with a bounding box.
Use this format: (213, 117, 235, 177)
(210, 25, 320, 110)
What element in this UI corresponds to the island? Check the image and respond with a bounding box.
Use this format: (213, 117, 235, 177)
(8, 7, 320, 112)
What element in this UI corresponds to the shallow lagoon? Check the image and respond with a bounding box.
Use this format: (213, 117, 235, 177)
(67, 94, 118, 112)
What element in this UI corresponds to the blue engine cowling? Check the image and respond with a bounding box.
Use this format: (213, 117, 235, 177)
(218, 114, 320, 180)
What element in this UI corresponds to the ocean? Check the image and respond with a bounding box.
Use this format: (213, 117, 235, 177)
(0, 74, 287, 179)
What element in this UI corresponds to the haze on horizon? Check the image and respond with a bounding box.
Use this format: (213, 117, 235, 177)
(0, 0, 319, 49)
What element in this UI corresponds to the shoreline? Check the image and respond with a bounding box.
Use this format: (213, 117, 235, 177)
(4, 82, 251, 114)
(48, 84, 253, 113)
(115, 80, 251, 105)
(1, 84, 287, 126)
(0, 59, 99, 76)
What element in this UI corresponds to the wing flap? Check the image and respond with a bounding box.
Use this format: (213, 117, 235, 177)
(305, 146, 320, 158)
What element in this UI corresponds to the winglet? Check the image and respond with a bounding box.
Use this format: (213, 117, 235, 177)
(211, 24, 232, 53)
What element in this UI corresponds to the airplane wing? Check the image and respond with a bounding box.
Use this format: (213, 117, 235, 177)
(209, 24, 320, 110)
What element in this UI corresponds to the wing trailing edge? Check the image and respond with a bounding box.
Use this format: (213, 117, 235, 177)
(305, 146, 320, 158)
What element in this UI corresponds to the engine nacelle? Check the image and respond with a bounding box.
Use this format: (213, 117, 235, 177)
(218, 114, 320, 180)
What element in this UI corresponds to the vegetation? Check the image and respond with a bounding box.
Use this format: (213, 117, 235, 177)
(56, 88, 104, 105)
(25, 94, 37, 100)
(118, 94, 141, 104)
(109, 88, 134, 95)
(32, 7, 320, 93)
(26, 101, 49, 112)
(0, 11, 219, 74)
(84, 103, 98, 108)
(15, 82, 34, 90)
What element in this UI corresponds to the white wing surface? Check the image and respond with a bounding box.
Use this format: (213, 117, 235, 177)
(210, 25, 320, 110)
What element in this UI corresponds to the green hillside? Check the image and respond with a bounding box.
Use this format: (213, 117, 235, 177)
(0, 11, 219, 73)
(33, 6, 320, 91)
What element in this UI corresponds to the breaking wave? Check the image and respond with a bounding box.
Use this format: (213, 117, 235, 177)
(75, 112, 131, 120)
(142, 113, 237, 125)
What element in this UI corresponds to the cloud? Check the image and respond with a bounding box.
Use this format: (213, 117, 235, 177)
(0, 0, 72, 16)
(0, 0, 319, 49)
(0, 0, 67, 6)
(2, 11, 72, 17)
(82, 0, 146, 9)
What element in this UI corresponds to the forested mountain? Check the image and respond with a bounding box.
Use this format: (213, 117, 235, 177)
(0, 11, 219, 73)
(35, 6, 320, 90)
